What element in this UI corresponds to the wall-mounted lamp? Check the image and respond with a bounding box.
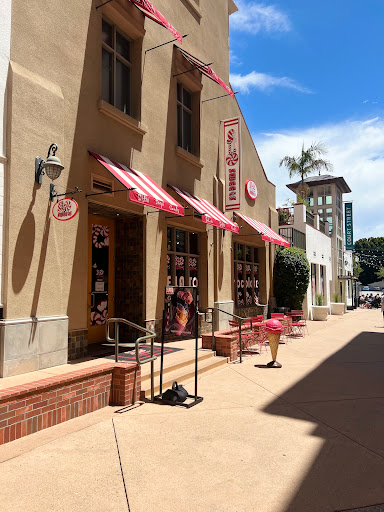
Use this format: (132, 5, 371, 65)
(35, 143, 64, 185)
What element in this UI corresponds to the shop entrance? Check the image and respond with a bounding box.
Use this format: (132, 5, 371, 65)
(88, 207, 144, 345)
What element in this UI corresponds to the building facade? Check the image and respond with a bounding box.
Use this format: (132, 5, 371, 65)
(286, 175, 353, 309)
(1, 0, 288, 377)
(279, 202, 332, 319)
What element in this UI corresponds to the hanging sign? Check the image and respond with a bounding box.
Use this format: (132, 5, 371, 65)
(344, 202, 353, 251)
(52, 198, 79, 221)
(245, 179, 257, 200)
(164, 286, 197, 337)
(223, 117, 241, 211)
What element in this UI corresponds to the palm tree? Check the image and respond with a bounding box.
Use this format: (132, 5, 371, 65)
(280, 142, 333, 185)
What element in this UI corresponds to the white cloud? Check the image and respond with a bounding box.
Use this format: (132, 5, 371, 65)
(230, 70, 312, 94)
(252, 117, 384, 240)
(230, 1, 291, 35)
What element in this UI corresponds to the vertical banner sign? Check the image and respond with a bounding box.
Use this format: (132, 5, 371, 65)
(164, 286, 197, 337)
(344, 202, 353, 250)
(223, 117, 241, 211)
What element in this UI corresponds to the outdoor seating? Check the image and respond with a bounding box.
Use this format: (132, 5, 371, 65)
(228, 319, 265, 356)
(287, 311, 306, 337)
(271, 312, 285, 318)
(281, 317, 293, 343)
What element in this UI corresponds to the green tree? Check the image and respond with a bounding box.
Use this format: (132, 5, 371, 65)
(279, 142, 333, 200)
(274, 247, 310, 309)
(354, 237, 384, 284)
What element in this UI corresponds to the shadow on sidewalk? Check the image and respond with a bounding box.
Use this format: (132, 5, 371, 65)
(263, 331, 384, 512)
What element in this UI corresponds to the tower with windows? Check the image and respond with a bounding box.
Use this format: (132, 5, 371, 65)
(287, 175, 352, 300)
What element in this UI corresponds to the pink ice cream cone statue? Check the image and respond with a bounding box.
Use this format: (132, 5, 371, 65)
(265, 319, 284, 368)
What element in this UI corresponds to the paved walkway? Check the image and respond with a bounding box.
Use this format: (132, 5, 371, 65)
(1, 309, 384, 512)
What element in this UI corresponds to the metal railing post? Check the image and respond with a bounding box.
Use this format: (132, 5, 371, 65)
(238, 319, 242, 364)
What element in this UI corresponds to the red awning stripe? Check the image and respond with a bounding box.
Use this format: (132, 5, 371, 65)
(177, 48, 234, 98)
(130, 0, 182, 43)
(89, 151, 184, 216)
(169, 185, 239, 233)
(236, 213, 290, 248)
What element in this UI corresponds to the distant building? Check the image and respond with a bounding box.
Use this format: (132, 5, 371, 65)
(286, 175, 352, 298)
(278, 202, 332, 319)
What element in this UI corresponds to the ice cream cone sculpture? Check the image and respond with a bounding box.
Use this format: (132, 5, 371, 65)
(265, 319, 283, 368)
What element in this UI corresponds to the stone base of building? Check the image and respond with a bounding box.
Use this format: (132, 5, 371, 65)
(0, 316, 68, 378)
(68, 329, 89, 361)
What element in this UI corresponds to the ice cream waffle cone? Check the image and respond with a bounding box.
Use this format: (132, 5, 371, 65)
(267, 332, 281, 361)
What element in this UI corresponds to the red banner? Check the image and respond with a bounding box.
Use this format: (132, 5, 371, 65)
(223, 117, 241, 211)
(130, 0, 182, 42)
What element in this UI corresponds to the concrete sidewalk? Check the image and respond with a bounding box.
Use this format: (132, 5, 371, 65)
(1, 309, 384, 512)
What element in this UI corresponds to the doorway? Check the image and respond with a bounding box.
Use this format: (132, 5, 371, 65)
(88, 216, 115, 344)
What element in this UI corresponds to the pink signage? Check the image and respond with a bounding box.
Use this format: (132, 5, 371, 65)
(52, 198, 79, 221)
(223, 117, 241, 211)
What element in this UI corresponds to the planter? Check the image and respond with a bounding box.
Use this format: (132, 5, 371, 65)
(330, 302, 345, 315)
(311, 305, 329, 321)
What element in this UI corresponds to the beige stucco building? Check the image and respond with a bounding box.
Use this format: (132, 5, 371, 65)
(1, 0, 288, 377)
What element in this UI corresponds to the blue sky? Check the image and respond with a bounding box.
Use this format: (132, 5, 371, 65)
(229, 0, 384, 241)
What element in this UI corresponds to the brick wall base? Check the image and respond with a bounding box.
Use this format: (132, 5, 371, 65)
(202, 327, 239, 361)
(0, 362, 140, 445)
(68, 329, 88, 361)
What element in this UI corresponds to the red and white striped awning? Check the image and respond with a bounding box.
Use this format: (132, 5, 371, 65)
(236, 213, 290, 247)
(177, 48, 234, 98)
(169, 185, 239, 233)
(89, 152, 184, 216)
(130, 0, 182, 43)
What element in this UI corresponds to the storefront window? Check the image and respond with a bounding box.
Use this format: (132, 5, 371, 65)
(234, 243, 259, 307)
(167, 227, 200, 287)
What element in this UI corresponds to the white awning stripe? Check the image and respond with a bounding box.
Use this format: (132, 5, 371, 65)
(169, 185, 239, 233)
(89, 151, 184, 216)
(236, 213, 290, 247)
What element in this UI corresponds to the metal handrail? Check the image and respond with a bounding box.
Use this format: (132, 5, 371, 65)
(106, 318, 157, 400)
(204, 307, 255, 364)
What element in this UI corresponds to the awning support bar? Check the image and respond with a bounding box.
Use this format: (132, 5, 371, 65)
(145, 34, 188, 53)
(85, 188, 135, 198)
(96, 0, 114, 10)
(173, 62, 213, 78)
(202, 92, 239, 103)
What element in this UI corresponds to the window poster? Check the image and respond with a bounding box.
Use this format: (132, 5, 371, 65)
(189, 257, 198, 288)
(167, 254, 172, 286)
(246, 264, 252, 305)
(164, 286, 197, 337)
(90, 224, 109, 325)
(253, 264, 259, 304)
(175, 255, 185, 287)
(237, 263, 245, 306)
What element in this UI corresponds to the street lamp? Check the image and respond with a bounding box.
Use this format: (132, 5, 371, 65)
(35, 143, 64, 185)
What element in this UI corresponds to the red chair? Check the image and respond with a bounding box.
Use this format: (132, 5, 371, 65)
(287, 311, 306, 337)
(271, 312, 284, 317)
(228, 319, 264, 356)
(228, 319, 256, 357)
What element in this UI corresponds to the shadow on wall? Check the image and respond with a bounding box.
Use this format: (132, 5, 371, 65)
(263, 331, 384, 511)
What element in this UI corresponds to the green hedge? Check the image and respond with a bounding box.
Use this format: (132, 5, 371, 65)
(274, 247, 310, 310)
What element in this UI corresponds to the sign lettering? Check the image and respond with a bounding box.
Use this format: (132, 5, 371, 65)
(344, 202, 353, 251)
(223, 118, 241, 211)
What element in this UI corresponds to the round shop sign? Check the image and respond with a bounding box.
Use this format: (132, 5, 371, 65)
(245, 179, 258, 200)
(52, 198, 79, 221)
